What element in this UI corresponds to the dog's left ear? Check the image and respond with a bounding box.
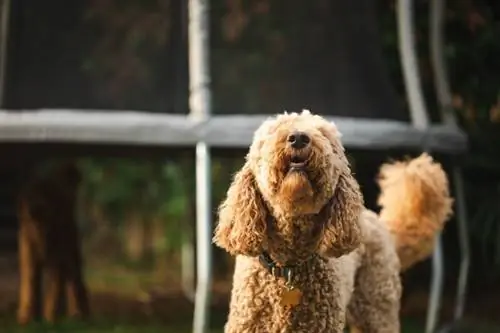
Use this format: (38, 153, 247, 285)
(213, 162, 267, 256)
(317, 170, 363, 257)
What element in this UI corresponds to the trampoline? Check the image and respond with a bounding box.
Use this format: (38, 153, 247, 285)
(0, 0, 469, 332)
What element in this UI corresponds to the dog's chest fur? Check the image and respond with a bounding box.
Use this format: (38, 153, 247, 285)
(265, 215, 324, 264)
(224, 255, 352, 333)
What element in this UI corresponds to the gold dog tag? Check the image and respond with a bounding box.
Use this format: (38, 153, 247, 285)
(281, 287, 302, 308)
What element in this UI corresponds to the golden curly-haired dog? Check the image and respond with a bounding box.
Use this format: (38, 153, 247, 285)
(214, 110, 453, 332)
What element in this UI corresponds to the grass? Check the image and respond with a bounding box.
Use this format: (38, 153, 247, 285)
(4, 324, 214, 333)
(0, 318, 221, 333)
(2, 315, 500, 333)
(2, 256, 498, 333)
(1, 318, 423, 333)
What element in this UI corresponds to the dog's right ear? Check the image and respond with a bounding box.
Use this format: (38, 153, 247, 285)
(213, 162, 267, 256)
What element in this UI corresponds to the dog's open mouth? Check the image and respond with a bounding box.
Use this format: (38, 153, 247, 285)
(289, 154, 307, 170)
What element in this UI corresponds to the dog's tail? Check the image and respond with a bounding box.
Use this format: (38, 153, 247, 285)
(376, 153, 453, 271)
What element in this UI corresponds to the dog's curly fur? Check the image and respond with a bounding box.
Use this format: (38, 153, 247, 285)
(377, 153, 453, 271)
(214, 110, 453, 333)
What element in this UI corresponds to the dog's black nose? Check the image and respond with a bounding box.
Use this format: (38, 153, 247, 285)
(287, 131, 310, 149)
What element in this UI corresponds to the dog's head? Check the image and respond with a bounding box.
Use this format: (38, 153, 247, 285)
(214, 110, 363, 259)
(248, 110, 349, 216)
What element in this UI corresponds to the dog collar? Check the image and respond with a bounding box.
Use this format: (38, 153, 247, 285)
(258, 196, 333, 281)
(259, 251, 295, 280)
(260, 251, 308, 309)
(259, 251, 317, 283)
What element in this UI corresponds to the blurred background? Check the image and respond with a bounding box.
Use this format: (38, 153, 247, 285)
(0, 0, 499, 332)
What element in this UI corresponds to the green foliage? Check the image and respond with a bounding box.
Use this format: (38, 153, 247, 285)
(445, 0, 500, 125)
(78, 156, 243, 255)
(79, 158, 191, 252)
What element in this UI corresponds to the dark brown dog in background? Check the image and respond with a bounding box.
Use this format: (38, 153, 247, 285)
(17, 160, 89, 324)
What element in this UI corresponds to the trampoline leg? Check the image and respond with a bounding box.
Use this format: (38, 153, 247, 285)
(452, 166, 470, 321)
(192, 142, 213, 333)
(426, 233, 444, 333)
(188, 0, 213, 330)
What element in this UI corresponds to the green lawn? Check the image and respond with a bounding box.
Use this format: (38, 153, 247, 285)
(2, 261, 497, 333)
(0, 318, 423, 333)
(3, 319, 500, 333)
(1, 320, 220, 333)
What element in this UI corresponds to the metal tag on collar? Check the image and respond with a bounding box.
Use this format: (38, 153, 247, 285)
(284, 267, 293, 288)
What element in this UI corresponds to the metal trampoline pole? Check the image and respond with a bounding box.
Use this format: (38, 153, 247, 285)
(429, 0, 456, 126)
(397, 0, 429, 130)
(429, 0, 470, 322)
(451, 167, 470, 320)
(188, 0, 213, 332)
(426, 234, 444, 333)
(193, 142, 212, 333)
(397, 0, 443, 331)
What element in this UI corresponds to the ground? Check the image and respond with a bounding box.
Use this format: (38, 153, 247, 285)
(1, 254, 499, 333)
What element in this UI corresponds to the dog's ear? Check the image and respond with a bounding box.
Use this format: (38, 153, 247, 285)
(317, 170, 363, 257)
(213, 162, 267, 256)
